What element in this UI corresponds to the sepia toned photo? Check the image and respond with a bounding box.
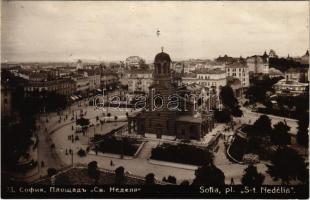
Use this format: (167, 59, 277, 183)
(1, 1, 309, 199)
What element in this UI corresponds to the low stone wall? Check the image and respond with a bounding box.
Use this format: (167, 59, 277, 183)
(88, 151, 133, 160)
(149, 159, 198, 170)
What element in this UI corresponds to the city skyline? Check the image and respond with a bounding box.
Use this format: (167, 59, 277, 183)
(1, 1, 309, 62)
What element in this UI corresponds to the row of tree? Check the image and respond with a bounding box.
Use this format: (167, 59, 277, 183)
(245, 114, 308, 149)
(86, 145, 307, 186)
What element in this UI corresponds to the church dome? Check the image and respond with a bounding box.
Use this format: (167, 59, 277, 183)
(154, 52, 171, 63)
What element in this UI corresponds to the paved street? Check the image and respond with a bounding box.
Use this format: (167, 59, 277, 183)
(239, 107, 298, 134)
(31, 99, 303, 185)
(35, 100, 134, 177)
(213, 138, 280, 185)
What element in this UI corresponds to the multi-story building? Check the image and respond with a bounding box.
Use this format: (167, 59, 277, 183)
(127, 69, 153, 93)
(125, 56, 145, 69)
(72, 75, 91, 96)
(182, 73, 197, 85)
(100, 69, 119, 90)
(88, 75, 101, 91)
(183, 63, 197, 73)
(16, 69, 31, 80)
(29, 72, 48, 82)
(195, 68, 227, 95)
(246, 52, 269, 74)
(77, 69, 101, 91)
(171, 62, 184, 73)
(285, 67, 308, 83)
(181, 83, 218, 110)
(24, 78, 76, 97)
(58, 68, 73, 78)
(225, 62, 249, 88)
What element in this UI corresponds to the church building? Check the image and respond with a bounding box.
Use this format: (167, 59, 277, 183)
(128, 51, 215, 140)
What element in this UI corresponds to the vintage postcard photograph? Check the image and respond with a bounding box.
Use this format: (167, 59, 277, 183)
(1, 1, 309, 199)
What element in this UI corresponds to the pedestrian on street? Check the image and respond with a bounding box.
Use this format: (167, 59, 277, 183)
(230, 178, 234, 185)
(110, 160, 113, 166)
(41, 161, 45, 167)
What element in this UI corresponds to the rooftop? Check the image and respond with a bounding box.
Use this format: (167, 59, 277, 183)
(285, 67, 308, 73)
(275, 79, 309, 86)
(176, 115, 202, 123)
(225, 62, 248, 68)
(195, 68, 226, 74)
(128, 68, 153, 74)
(154, 52, 171, 63)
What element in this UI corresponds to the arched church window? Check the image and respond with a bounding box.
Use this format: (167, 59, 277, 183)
(163, 64, 167, 74)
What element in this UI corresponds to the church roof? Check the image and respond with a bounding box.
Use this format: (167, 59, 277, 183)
(176, 115, 202, 123)
(154, 52, 171, 63)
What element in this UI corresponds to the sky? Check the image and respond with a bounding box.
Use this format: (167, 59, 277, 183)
(1, 1, 309, 63)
